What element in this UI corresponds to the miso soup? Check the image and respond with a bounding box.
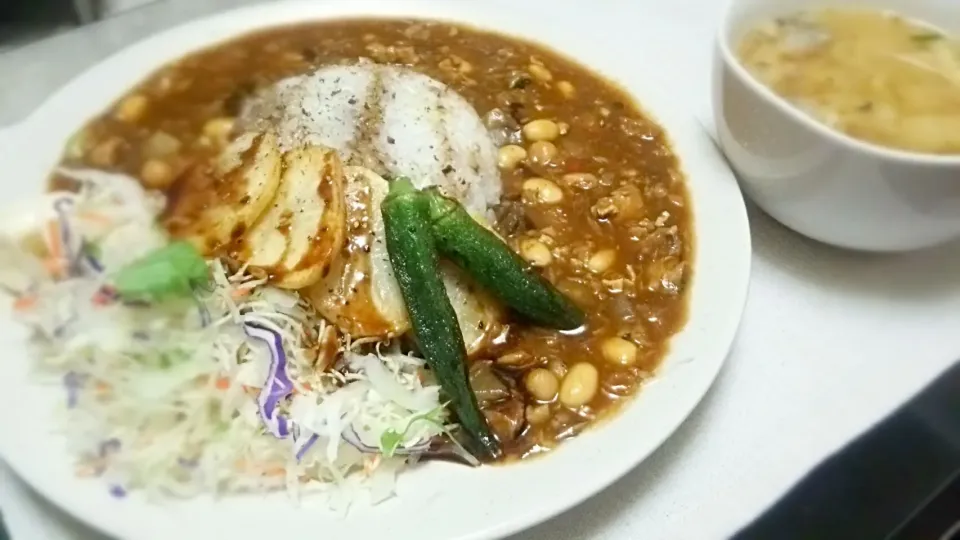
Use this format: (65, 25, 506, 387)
(738, 9, 960, 155)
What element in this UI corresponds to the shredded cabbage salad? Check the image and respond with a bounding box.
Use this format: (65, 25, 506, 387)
(1, 169, 464, 510)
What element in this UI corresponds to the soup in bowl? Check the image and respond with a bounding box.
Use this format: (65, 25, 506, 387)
(715, 0, 960, 252)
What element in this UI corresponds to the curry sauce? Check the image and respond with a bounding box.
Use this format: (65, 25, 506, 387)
(53, 19, 693, 461)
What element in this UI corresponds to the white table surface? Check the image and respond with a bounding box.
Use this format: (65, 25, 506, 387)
(3, 1, 960, 539)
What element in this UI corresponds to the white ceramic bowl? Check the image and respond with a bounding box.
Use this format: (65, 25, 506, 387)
(715, 0, 960, 252)
(0, 2, 751, 539)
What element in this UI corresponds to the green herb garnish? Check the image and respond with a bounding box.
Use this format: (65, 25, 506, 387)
(83, 241, 102, 263)
(379, 405, 445, 458)
(112, 241, 209, 301)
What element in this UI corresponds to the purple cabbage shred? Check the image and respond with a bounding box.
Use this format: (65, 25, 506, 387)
(63, 371, 84, 408)
(244, 322, 293, 438)
(294, 433, 319, 462)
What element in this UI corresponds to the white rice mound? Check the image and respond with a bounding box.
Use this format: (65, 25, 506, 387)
(241, 61, 501, 218)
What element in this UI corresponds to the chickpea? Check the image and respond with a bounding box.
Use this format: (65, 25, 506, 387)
(526, 404, 551, 425)
(557, 80, 576, 99)
(559, 363, 599, 408)
(528, 141, 558, 165)
(601, 337, 638, 367)
(523, 119, 561, 142)
(587, 249, 617, 273)
(89, 144, 114, 167)
(89, 137, 123, 167)
(525, 368, 559, 401)
(520, 238, 553, 267)
(528, 63, 553, 82)
(522, 178, 563, 205)
(140, 159, 175, 190)
(114, 94, 148, 123)
(498, 145, 527, 169)
(155, 73, 175, 95)
(89, 138, 123, 167)
(203, 117, 236, 144)
(65, 130, 88, 160)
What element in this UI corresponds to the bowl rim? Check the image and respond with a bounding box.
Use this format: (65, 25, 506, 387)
(0, 2, 752, 540)
(717, 3, 960, 167)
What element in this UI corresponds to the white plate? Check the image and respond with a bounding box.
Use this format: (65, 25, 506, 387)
(0, 1, 751, 539)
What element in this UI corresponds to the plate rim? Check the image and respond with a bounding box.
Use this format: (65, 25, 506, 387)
(0, 2, 752, 539)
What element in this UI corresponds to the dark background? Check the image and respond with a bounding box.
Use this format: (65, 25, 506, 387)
(736, 362, 960, 540)
(0, 0, 99, 45)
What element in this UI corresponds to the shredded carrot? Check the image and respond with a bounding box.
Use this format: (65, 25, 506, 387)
(231, 288, 252, 300)
(41, 220, 68, 279)
(74, 462, 101, 478)
(231, 456, 286, 477)
(363, 455, 381, 475)
(13, 294, 38, 312)
(234, 461, 285, 478)
(264, 466, 286, 477)
(78, 211, 112, 225)
(43, 257, 66, 279)
(215, 377, 231, 390)
(45, 220, 62, 259)
(91, 289, 114, 306)
(293, 382, 313, 395)
(94, 382, 111, 395)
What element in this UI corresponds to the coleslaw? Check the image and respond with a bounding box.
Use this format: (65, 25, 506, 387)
(0, 169, 459, 509)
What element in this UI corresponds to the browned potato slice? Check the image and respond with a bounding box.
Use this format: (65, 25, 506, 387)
(304, 166, 501, 352)
(305, 166, 405, 337)
(242, 146, 346, 289)
(164, 132, 282, 254)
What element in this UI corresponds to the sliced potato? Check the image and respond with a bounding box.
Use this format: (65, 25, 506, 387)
(305, 166, 406, 337)
(305, 166, 501, 353)
(164, 132, 282, 254)
(365, 168, 410, 332)
(242, 146, 346, 289)
(441, 263, 502, 354)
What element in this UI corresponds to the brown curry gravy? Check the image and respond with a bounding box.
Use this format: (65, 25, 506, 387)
(53, 19, 693, 461)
